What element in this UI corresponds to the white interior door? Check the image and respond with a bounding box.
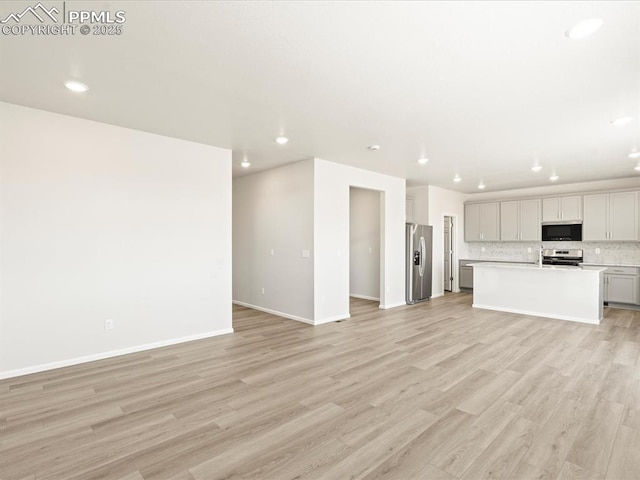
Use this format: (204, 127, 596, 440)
(444, 216, 453, 292)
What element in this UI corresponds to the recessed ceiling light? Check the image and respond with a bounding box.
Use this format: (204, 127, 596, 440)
(629, 152, 640, 159)
(453, 175, 462, 183)
(275, 136, 289, 145)
(550, 175, 559, 181)
(64, 80, 89, 93)
(367, 145, 380, 151)
(611, 117, 633, 127)
(565, 18, 603, 40)
(478, 183, 486, 190)
(418, 157, 429, 165)
(241, 160, 251, 168)
(531, 165, 543, 172)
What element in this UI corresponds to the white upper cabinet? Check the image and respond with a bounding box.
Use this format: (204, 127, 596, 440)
(500, 201, 519, 241)
(464, 189, 636, 243)
(582, 194, 608, 240)
(583, 191, 638, 241)
(406, 196, 415, 224)
(520, 199, 542, 241)
(465, 202, 499, 241)
(500, 199, 541, 241)
(542, 196, 582, 222)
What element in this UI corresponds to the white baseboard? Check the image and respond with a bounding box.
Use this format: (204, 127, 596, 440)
(232, 300, 315, 325)
(233, 301, 351, 326)
(349, 294, 380, 301)
(314, 314, 350, 325)
(431, 293, 444, 299)
(379, 301, 407, 309)
(472, 303, 600, 325)
(0, 328, 234, 380)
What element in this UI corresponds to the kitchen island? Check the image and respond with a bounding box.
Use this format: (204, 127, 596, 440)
(470, 263, 606, 324)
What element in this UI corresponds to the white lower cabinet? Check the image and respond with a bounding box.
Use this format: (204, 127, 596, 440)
(460, 266, 473, 289)
(604, 267, 639, 305)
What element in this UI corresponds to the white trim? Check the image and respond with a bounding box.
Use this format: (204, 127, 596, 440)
(349, 294, 380, 301)
(314, 314, 350, 325)
(379, 301, 407, 309)
(472, 303, 601, 325)
(232, 300, 315, 325)
(0, 328, 234, 380)
(431, 293, 444, 299)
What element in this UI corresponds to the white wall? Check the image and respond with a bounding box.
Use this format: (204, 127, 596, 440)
(314, 159, 405, 323)
(428, 185, 468, 297)
(0, 102, 233, 378)
(232, 160, 315, 322)
(349, 188, 381, 301)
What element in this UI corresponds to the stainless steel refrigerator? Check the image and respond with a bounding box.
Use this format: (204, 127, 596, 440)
(406, 223, 433, 304)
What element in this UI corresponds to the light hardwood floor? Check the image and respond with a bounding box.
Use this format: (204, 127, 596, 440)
(1, 293, 639, 480)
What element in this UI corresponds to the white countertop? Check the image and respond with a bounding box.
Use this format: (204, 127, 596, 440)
(580, 263, 640, 268)
(463, 260, 640, 268)
(469, 262, 607, 272)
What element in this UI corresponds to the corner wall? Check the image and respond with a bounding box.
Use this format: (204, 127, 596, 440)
(0, 102, 233, 378)
(232, 160, 315, 322)
(314, 159, 405, 323)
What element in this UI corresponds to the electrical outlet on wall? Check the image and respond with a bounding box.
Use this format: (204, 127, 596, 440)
(261, 287, 265, 295)
(104, 319, 114, 330)
(481, 247, 486, 253)
(595, 248, 601, 255)
(527, 247, 532, 253)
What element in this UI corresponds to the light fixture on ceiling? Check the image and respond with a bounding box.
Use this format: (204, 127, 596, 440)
(240, 160, 251, 168)
(64, 80, 89, 93)
(418, 157, 429, 165)
(550, 174, 559, 181)
(453, 174, 462, 183)
(635, 165, 640, 172)
(367, 145, 381, 151)
(629, 151, 640, 159)
(531, 165, 543, 172)
(478, 182, 486, 190)
(565, 18, 603, 40)
(611, 117, 633, 127)
(275, 136, 289, 145)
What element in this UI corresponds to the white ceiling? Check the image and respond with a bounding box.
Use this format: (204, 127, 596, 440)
(1, 1, 639, 193)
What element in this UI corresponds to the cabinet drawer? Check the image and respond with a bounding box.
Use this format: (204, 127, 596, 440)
(604, 266, 639, 275)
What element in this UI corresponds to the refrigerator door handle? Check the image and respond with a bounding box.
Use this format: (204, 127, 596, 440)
(419, 236, 426, 277)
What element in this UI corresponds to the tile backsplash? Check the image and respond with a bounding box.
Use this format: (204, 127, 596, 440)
(465, 241, 640, 266)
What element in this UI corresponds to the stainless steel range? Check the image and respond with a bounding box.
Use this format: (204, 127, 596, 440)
(541, 249, 584, 266)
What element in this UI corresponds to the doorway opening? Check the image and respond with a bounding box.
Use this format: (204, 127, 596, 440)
(349, 187, 383, 314)
(444, 215, 454, 293)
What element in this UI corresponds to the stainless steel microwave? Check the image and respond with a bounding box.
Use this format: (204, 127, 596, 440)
(541, 221, 582, 241)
